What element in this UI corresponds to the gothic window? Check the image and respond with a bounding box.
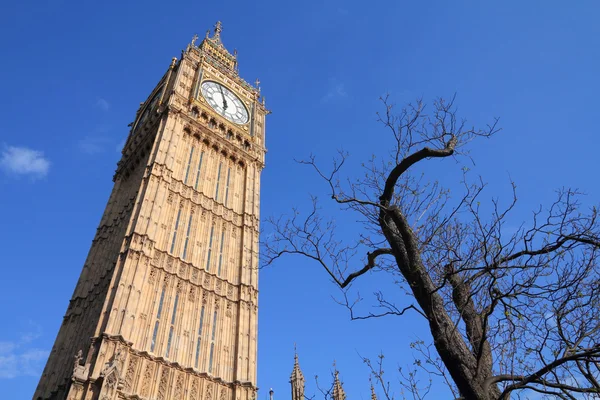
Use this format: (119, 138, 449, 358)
(224, 167, 231, 206)
(209, 310, 217, 374)
(184, 146, 195, 185)
(151, 286, 166, 352)
(206, 225, 215, 271)
(215, 162, 223, 201)
(209, 119, 216, 129)
(181, 214, 193, 260)
(170, 208, 182, 254)
(226, 130, 233, 140)
(191, 107, 199, 118)
(194, 151, 205, 191)
(194, 305, 205, 369)
(165, 293, 179, 358)
(217, 230, 226, 276)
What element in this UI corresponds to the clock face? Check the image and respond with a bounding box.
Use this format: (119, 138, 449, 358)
(201, 81, 249, 125)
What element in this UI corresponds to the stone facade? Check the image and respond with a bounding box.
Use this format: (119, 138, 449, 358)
(34, 22, 267, 400)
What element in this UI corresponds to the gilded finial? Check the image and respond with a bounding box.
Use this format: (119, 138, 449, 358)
(170, 57, 177, 68)
(214, 21, 223, 38)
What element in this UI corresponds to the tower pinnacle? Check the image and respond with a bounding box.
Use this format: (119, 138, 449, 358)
(370, 381, 378, 400)
(290, 346, 305, 400)
(332, 363, 346, 400)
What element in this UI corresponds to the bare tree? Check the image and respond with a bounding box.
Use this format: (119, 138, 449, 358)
(263, 96, 600, 400)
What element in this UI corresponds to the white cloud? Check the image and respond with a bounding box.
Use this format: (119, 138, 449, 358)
(0, 326, 48, 379)
(96, 98, 110, 111)
(0, 348, 48, 379)
(78, 135, 112, 154)
(0, 145, 50, 178)
(321, 81, 348, 103)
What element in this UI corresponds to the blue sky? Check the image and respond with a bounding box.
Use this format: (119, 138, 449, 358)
(1, 1, 600, 399)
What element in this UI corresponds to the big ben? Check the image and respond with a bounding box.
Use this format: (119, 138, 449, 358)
(34, 22, 267, 400)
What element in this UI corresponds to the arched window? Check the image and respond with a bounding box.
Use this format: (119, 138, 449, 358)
(217, 229, 226, 276)
(206, 225, 215, 271)
(181, 214, 193, 260)
(194, 305, 205, 369)
(208, 310, 218, 373)
(184, 146, 195, 184)
(170, 208, 182, 254)
(194, 151, 205, 191)
(151, 286, 166, 352)
(165, 292, 179, 358)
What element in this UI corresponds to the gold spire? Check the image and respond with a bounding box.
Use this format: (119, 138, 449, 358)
(198, 21, 238, 72)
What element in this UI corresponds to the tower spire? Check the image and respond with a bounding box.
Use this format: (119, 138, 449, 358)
(332, 362, 346, 400)
(290, 345, 305, 400)
(370, 380, 378, 400)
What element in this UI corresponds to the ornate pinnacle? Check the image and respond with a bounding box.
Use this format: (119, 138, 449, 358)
(370, 380, 378, 400)
(290, 344, 304, 381)
(214, 21, 223, 39)
(191, 33, 198, 47)
(332, 362, 346, 400)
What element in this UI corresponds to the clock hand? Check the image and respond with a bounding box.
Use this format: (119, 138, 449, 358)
(219, 86, 228, 111)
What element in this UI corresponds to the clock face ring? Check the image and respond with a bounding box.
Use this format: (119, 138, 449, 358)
(200, 81, 249, 124)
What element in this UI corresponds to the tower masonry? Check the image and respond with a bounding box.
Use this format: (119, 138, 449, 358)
(34, 22, 267, 400)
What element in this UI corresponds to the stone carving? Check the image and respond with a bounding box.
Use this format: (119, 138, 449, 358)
(124, 355, 138, 392)
(220, 387, 227, 400)
(140, 362, 155, 397)
(179, 263, 188, 278)
(190, 378, 199, 400)
(189, 287, 196, 302)
(157, 367, 170, 400)
(148, 267, 157, 284)
(113, 348, 124, 368)
(206, 384, 213, 400)
(73, 350, 83, 372)
(174, 373, 185, 400)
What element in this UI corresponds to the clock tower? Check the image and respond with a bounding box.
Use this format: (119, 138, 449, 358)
(34, 22, 267, 400)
